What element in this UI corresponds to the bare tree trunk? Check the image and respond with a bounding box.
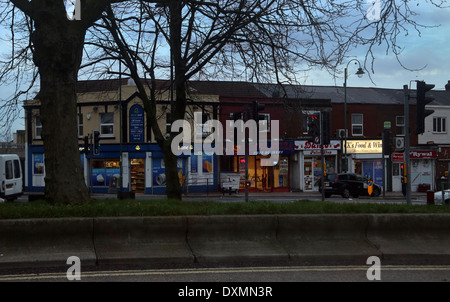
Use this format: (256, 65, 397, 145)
(161, 142, 182, 200)
(164, 0, 186, 200)
(31, 3, 90, 205)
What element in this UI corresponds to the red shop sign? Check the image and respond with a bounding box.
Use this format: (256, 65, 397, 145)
(391, 153, 404, 162)
(410, 150, 437, 159)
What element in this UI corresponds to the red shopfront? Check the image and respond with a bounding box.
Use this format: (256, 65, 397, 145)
(295, 140, 341, 192)
(226, 141, 295, 192)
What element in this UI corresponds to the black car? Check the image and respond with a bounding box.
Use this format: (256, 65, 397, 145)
(319, 173, 381, 198)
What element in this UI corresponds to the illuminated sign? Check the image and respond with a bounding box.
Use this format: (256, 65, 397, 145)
(346, 140, 382, 154)
(294, 140, 341, 150)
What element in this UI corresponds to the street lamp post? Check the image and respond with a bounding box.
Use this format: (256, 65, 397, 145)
(343, 59, 364, 173)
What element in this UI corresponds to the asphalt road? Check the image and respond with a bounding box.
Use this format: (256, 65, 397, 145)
(1, 264, 449, 282)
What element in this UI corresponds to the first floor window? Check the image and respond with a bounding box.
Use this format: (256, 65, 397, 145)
(351, 114, 363, 136)
(100, 112, 114, 136)
(433, 117, 446, 133)
(194, 112, 211, 138)
(396, 116, 405, 136)
(258, 113, 271, 132)
(35, 116, 42, 139)
(78, 114, 84, 137)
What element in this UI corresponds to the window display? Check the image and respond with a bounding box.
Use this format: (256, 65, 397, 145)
(130, 158, 145, 193)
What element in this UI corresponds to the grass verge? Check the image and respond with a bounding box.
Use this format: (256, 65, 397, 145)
(0, 198, 449, 219)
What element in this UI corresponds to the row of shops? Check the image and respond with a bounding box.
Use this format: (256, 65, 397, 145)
(25, 139, 437, 194)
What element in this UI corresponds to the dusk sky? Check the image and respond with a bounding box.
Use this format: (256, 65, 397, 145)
(303, 2, 450, 91)
(1, 1, 450, 136)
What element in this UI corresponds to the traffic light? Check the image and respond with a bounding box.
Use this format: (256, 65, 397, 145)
(245, 180, 251, 188)
(400, 162, 407, 196)
(252, 101, 265, 123)
(416, 81, 435, 135)
(307, 112, 321, 144)
(84, 136, 89, 155)
(93, 130, 100, 155)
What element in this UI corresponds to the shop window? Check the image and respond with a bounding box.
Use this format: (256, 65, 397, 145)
(100, 113, 114, 137)
(274, 157, 289, 188)
(33, 154, 44, 175)
(393, 163, 400, 176)
(433, 117, 446, 133)
(153, 158, 166, 186)
(93, 159, 105, 169)
(355, 159, 383, 184)
(130, 159, 145, 193)
(91, 159, 120, 187)
(351, 114, 363, 136)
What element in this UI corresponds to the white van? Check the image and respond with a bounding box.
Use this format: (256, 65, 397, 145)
(0, 154, 23, 201)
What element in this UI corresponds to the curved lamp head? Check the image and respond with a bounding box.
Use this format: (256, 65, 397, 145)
(356, 67, 365, 78)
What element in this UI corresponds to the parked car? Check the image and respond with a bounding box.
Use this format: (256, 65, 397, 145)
(319, 173, 381, 198)
(0, 154, 23, 201)
(433, 190, 450, 205)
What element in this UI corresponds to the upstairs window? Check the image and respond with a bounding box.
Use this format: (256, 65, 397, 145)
(396, 116, 405, 136)
(433, 117, 446, 133)
(351, 114, 363, 136)
(78, 114, 84, 138)
(100, 112, 114, 137)
(35, 116, 42, 139)
(258, 113, 271, 132)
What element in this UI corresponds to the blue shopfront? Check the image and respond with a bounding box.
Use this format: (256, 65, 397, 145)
(25, 143, 218, 195)
(346, 139, 384, 186)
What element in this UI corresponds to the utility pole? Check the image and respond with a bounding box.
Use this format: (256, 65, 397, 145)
(382, 131, 385, 198)
(89, 132, 93, 195)
(403, 85, 411, 205)
(320, 113, 325, 201)
(245, 104, 249, 202)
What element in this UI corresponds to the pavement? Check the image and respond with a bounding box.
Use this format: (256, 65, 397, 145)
(89, 190, 428, 202)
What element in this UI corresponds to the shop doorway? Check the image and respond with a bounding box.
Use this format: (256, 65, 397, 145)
(392, 162, 402, 192)
(254, 158, 270, 191)
(255, 158, 275, 192)
(130, 158, 145, 193)
(237, 156, 289, 192)
(262, 166, 273, 192)
(303, 159, 313, 191)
